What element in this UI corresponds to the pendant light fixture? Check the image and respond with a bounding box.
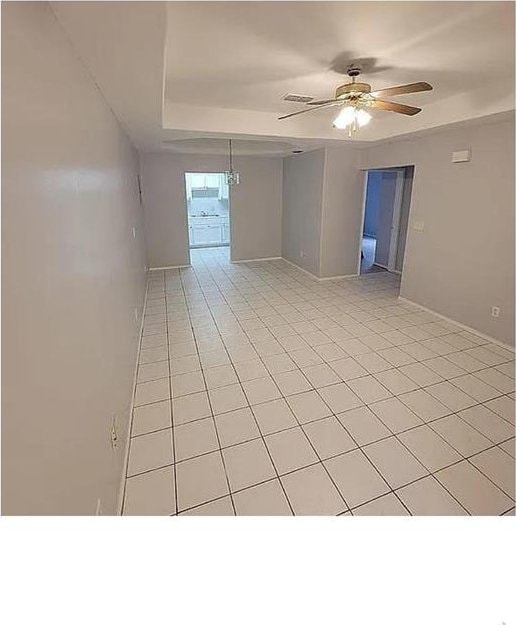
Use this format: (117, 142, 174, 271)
(224, 139, 240, 186)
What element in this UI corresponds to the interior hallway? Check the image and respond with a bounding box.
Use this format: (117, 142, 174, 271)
(123, 249, 515, 515)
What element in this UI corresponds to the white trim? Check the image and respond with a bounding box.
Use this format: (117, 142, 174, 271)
(368, 110, 512, 149)
(358, 168, 407, 276)
(374, 262, 389, 270)
(318, 148, 328, 276)
(149, 263, 191, 271)
(228, 181, 234, 262)
(318, 272, 358, 281)
(282, 257, 320, 279)
(356, 170, 369, 275)
(116, 272, 149, 515)
(231, 256, 282, 264)
(387, 170, 405, 271)
(283, 257, 357, 281)
(183, 170, 232, 263)
(399, 296, 515, 352)
(182, 174, 192, 267)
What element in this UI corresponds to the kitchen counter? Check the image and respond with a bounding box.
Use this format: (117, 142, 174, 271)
(188, 214, 230, 247)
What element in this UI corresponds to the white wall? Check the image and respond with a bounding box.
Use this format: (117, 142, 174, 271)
(140, 152, 283, 267)
(282, 149, 325, 275)
(2, 2, 147, 514)
(360, 113, 515, 346)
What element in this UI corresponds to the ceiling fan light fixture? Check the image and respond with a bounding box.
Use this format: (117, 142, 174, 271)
(356, 109, 372, 126)
(278, 67, 431, 127)
(333, 106, 356, 129)
(333, 106, 371, 135)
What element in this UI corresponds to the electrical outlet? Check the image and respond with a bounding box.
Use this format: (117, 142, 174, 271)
(134, 307, 139, 322)
(491, 306, 500, 318)
(132, 226, 136, 239)
(300, 250, 305, 258)
(111, 416, 118, 450)
(96, 498, 102, 516)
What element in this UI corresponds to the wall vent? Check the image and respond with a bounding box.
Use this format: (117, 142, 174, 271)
(282, 93, 314, 103)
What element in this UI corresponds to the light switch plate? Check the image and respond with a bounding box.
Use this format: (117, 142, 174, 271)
(452, 149, 471, 163)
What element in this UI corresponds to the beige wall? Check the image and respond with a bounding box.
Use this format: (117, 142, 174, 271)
(140, 152, 283, 267)
(360, 113, 515, 346)
(282, 149, 325, 275)
(282, 146, 363, 279)
(319, 146, 363, 278)
(2, 2, 147, 514)
(281, 116, 514, 346)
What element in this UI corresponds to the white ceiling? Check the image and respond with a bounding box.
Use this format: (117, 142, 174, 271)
(161, 137, 307, 156)
(51, 1, 167, 150)
(164, 1, 515, 142)
(53, 1, 515, 151)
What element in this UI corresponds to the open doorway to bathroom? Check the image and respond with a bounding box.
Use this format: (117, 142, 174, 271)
(359, 166, 414, 275)
(185, 172, 230, 249)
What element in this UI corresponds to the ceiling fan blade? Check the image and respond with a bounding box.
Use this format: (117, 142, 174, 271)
(369, 99, 422, 116)
(372, 82, 432, 97)
(306, 99, 341, 106)
(278, 101, 343, 120)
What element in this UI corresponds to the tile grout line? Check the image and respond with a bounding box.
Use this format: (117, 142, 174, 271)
(177, 264, 238, 516)
(163, 270, 179, 517)
(201, 261, 296, 515)
(129, 252, 514, 515)
(118, 272, 150, 516)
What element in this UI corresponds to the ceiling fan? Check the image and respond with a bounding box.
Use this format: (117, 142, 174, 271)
(278, 67, 432, 135)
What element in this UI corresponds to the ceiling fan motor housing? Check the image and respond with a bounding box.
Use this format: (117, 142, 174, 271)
(335, 82, 371, 99)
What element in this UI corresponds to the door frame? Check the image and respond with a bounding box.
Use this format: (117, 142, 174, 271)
(183, 171, 232, 261)
(386, 169, 406, 272)
(357, 167, 406, 275)
(356, 170, 370, 275)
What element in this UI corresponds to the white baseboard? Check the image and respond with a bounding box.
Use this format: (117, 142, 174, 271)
(399, 296, 515, 352)
(282, 257, 358, 282)
(281, 257, 320, 280)
(232, 256, 282, 264)
(318, 272, 359, 281)
(149, 263, 191, 271)
(116, 278, 148, 516)
(373, 263, 401, 275)
(151, 256, 356, 282)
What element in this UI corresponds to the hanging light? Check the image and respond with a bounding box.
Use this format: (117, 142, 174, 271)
(333, 106, 371, 137)
(224, 139, 240, 186)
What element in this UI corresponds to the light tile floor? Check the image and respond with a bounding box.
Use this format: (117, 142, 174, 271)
(122, 247, 515, 516)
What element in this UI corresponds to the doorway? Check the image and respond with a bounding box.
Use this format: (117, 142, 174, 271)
(359, 166, 414, 275)
(185, 172, 230, 249)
